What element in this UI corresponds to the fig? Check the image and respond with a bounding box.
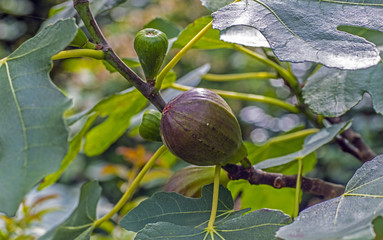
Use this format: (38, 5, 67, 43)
(139, 109, 162, 142)
(160, 88, 247, 166)
(134, 28, 168, 83)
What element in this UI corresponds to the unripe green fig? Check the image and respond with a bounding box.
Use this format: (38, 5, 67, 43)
(134, 28, 168, 83)
(160, 88, 247, 166)
(139, 109, 162, 142)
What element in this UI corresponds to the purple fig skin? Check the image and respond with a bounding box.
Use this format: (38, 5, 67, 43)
(160, 88, 247, 166)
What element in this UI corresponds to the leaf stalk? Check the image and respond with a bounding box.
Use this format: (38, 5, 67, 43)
(154, 20, 213, 92)
(170, 83, 299, 113)
(93, 145, 167, 228)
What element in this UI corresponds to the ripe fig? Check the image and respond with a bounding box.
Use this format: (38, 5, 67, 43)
(160, 88, 247, 166)
(134, 28, 168, 83)
(139, 109, 162, 142)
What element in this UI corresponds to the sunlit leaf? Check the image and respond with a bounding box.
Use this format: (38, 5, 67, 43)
(212, 0, 383, 69)
(303, 63, 383, 117)
(0, 19, 77, 216)
(228, 180, 296, 217)
(83, 88, 147, 156)
(173, 16, 234, 49)
(144, 18, 182, 39)
(39, 181, 101, 240)
(277, 154, 383, 240)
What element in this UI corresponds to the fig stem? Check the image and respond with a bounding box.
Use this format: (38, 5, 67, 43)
(293, 157, 303, 219)
(169, 83, 300, 113)
(202, 72, 278, 82)
(52, 49, 105, 60)
(93, 145, 167, 228)
(154, 20, 213, 93)
(207, 165, 221, 230)
(233, 44, 298, 90)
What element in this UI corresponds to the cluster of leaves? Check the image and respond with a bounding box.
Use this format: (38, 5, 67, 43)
(1, 0, 383, 240)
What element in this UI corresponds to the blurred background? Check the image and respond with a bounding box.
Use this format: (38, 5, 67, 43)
(1, 0, 383, 239)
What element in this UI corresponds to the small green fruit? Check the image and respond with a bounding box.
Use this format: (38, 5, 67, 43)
(139, 109, 162, 142)
(160, 88, 247, 166)
(134, 28, 168, 83)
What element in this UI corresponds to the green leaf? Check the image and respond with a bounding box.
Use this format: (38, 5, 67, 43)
(277, 154, 383, 240)
(122, 184, 291, 240)
(246, 129, 318, 175)
(38, 181, 101, 240)
(134, 209, 291, 240)
(163, 166, 230, 198)
(373, 216, 383, 240)
(102, 58, 141, 73)
(212, 1, 383, 69)
(253, 122, 350, 170)
(303, 63, 383, 117)
(38, 114, 98, 190)
(200, 0, 233, 12)
(338, 25, 383, 48)
(84, 88, 148, 156)
(228, 180, 296, 217)
(144, 18, 182, 39)
(0, 19, 77, 216)
(120, 184, 245, 232)
(69, 28, 94, 49)
(173, 16, 234, 50)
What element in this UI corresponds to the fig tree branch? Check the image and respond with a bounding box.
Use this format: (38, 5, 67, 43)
(73, 0, 166, 111)
(222, 164, 345, 199)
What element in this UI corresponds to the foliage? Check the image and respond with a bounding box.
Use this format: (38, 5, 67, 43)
(1, 0, 383, 240)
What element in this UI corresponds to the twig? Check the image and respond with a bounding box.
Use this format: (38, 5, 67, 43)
(73, 0, 166, 111)
(222, 164, 345, 199)
(327, 117, 377, 162)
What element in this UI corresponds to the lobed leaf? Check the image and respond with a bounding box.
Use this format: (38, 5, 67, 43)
(120, 184, 244, 232)
(0, 19, 77, 216)
(303, 63, 383, 117)
(277, 154, 383, 240)
(122, 184, 291, 240)
(212, 0, 383, 70)
(136, 209, 290, 240)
